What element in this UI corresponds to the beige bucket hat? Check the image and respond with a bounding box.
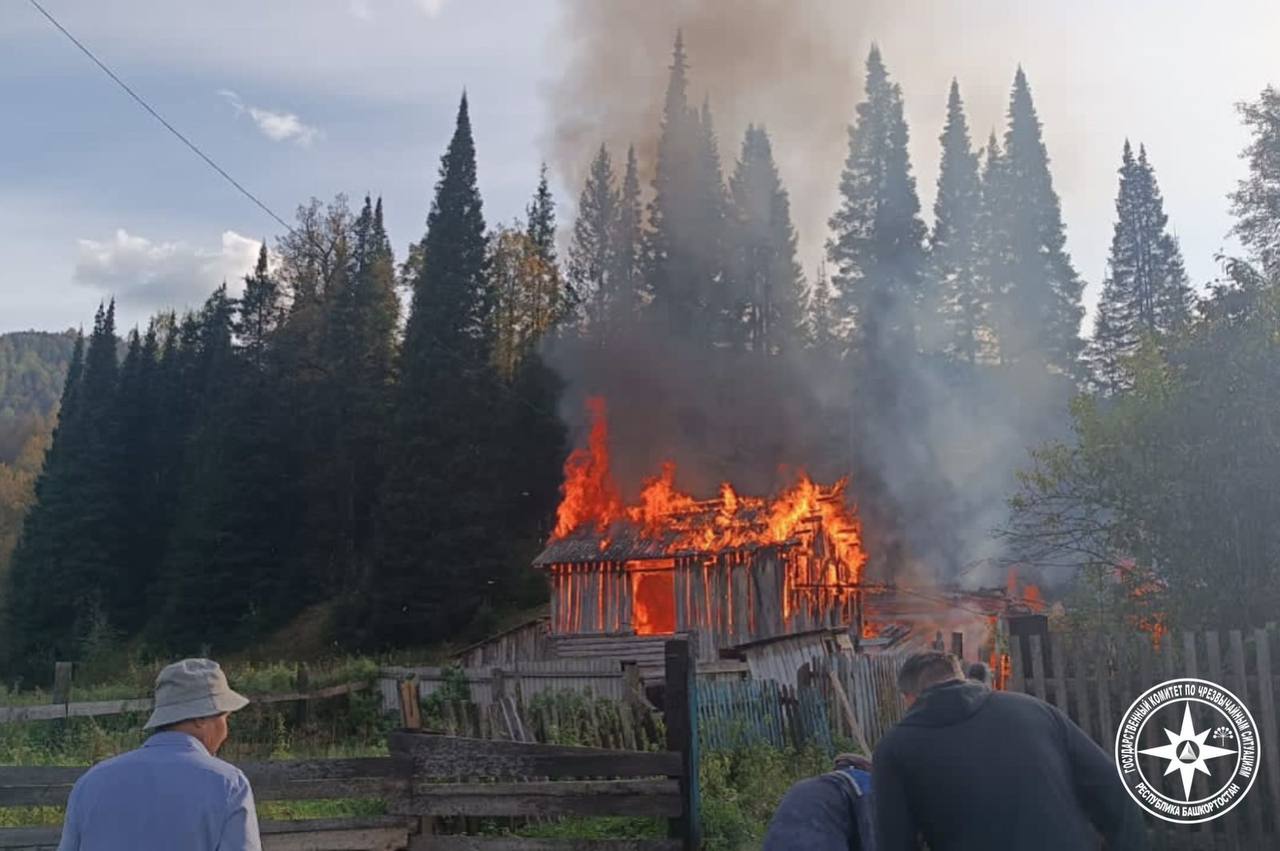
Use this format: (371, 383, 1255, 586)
(143, 658, 250, 730)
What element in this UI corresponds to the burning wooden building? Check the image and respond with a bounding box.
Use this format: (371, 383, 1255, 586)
(535, 397, 868, 661)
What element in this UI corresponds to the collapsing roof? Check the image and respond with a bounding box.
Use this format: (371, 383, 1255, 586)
(533, 499, 799, 566)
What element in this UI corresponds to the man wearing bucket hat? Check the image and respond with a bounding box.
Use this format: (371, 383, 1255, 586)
(57, 658, 261, 850)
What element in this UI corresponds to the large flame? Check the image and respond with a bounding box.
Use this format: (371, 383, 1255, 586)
(553, 398, 866, 579)
(553, 397, 624, 537)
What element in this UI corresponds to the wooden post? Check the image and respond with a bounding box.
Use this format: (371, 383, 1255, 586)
(52, 662, 73, 705)
(1253, 628, 1280, 837)
(950, 632, 964, 661)
(491, 666, 506, 702)
(665, 638, 701, 851)
(827, 669, 871, 756)
(397, 680, 422, 731)
(294, 663, 310, 728)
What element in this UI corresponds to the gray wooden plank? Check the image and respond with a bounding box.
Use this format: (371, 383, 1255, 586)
(392, 779, 681, 818)
(1253, 628, 1280, 838)
(387, 732, 680, 780)
(1229, 630, 1265, 843)
(1068, 634, 1094, 745)
(425, 840, 682, 851)
(1028, 635, 1048, 702)
(0, 758, 409, 808)
(1201, 631, 1240, 847)
(1049, 633, 1068, 710)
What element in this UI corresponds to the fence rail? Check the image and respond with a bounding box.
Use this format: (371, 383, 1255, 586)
(0, 681, 369, 724)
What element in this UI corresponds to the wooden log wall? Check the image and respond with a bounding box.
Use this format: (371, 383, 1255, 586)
(549, 562, 630, 635)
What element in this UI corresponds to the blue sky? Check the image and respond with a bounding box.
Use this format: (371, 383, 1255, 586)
(3, 0, 1278, 335)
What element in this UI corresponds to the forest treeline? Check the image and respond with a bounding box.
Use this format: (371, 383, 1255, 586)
(6, 40, 1280, 675)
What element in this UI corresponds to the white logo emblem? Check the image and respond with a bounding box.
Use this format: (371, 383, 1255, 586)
(1115, 678, 1259, 823)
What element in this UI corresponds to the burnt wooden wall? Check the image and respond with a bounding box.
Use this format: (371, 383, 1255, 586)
(546, 537, 860, 660)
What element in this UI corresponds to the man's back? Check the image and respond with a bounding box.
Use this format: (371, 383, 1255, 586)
(58, 732, 260, 851)
(873, 680, 1146, 850)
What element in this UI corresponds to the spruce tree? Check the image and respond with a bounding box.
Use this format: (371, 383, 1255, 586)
(612, 144, 645, 322)
(370, 93, 507, 646)
(236, 244, 280, 371)
(109, 325, 161, 634)
(1088, 142, 1194, 392)
(985, 68, 1084, 375)
(9, 303, 122, 669)
(827, 45, 928, 358)
(927, 80, 987, 363)
(727, 124, 805, 356)
(807, 262, 839, 358)
(524, 166, 567, 335)
(567, 144, 619, 338)
(647, 33, 724, 341)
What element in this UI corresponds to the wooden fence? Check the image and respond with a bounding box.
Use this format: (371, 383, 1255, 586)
(0, 681, 369, 724)
(377, 659, 631, 710)
(810, 650, 909, 748)
(1011, 628, 1279, 851)
(696, 678, 834, 754)
(0, 639, 703, 851)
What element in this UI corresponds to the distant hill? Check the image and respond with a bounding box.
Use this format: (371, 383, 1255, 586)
(0, 330, 76, 463)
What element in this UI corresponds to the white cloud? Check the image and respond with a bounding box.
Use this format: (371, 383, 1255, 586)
(74, 229, 262, 311)
(219, 90, 320, 147)
(415, 0, 448, 16)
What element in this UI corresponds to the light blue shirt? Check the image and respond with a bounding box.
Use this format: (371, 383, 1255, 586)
(56, 731, 262, 851)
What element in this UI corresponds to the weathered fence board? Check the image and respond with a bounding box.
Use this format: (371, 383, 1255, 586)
(397, 779, 682, 818)
(387, 732, 680, 780)
(1014, 628, 1280, 851)
(0, 818, 416, 851)
(0, 682, 369, 725)
(425, 841, 683, 851)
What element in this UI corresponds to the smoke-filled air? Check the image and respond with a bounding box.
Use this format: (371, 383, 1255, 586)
(545, 7, 1084, 588)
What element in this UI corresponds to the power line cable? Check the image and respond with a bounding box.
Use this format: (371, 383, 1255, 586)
(27, 0, 294, 234)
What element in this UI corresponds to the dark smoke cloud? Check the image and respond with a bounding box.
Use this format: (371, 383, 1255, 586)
(545, 0, 879, 267)
(542, 1, 1078, 589)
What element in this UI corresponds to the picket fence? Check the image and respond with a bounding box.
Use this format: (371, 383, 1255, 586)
(1012, 628, 1280, 851)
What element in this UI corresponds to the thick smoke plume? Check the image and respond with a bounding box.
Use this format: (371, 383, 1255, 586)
(547, 0, 875, 266)
(543, 1, 1074, 589)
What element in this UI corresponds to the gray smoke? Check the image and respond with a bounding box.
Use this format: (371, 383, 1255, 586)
(543, 1, 1076, 589)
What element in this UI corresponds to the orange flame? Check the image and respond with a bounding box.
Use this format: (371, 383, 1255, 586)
(1116, 560, 1168, 649)
(1005, 567, 1046, 613)
(554, 397, 623, 538)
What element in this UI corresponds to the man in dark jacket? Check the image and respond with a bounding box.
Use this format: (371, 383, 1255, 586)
(873, 651, 1147, 850)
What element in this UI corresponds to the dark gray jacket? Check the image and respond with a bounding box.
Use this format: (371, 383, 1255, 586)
(873, 680, 1148, 850)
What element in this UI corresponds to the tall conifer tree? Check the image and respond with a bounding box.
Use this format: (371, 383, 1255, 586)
(370, 93, 506, 646)
(1089, 142, 1193, 392)
(647, 33, 725, 342)
(567, 145, 619, 338)
(827, 46, 927, 357)
(612, 144, 644, 321)
(985, 68, 1084, 375)
(927, 80, 987, 363)
(727, 125, 805, 356)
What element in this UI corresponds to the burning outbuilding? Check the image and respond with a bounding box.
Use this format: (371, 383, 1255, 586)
(536, 397, 867, 660)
